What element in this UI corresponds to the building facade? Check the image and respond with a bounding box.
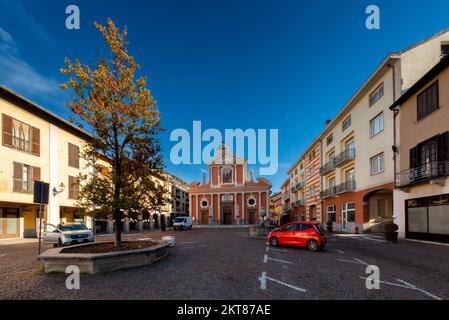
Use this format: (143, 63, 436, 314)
(0, 86, 107, 239)
(269, 192, 283, 226)
(189, 145, 271, 225)
(288, 158, 306, 222)
(318, 29, 449, 233)
(391, 55, 449, 242)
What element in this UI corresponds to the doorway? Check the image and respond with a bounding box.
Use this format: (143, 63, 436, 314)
(342, 202, 355, 232)
(201, 210, 209, 225)
(248, 210, 256, 225)
(0, 208, 20, 239)
(223, 205, 233, 225)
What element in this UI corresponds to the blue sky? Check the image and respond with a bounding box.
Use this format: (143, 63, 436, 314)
(1, 0, 449, 191)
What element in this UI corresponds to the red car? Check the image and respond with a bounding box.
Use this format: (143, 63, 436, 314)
(267, 222, 326, 252)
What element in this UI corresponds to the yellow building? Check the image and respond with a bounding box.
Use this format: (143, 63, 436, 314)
(0, 85, 101, 239)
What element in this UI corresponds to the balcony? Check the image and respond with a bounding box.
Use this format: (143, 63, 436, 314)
(336, 181, 356, 195)
(396, 161, 449, 188)
(335, 148, 356, 167)
(320, 187, 337, 199)
(320, 159, 336, 175)
(283, 206, 290, 213)
(283, 193, 290, 201)
(292, 199, 305, 208)
(291, 182, 305, 193)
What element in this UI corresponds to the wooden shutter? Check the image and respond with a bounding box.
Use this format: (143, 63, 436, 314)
(2, 114, 13, 148)
(68, 176, 74, 199)
(30, 167, 41, 193)
(13, 162, 23, 192)
(31, 126, 40, 156)
(68, 143, 80, 168)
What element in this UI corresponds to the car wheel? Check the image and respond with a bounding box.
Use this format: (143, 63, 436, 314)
(270, 237, 279, 247)
(307, 240, 319, 252)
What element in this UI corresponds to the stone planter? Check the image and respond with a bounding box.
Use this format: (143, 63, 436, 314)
(39, 240, 171, 274)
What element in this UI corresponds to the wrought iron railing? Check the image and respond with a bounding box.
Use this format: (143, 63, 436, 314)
(13, 137, 31, 153)
(291, 182, 305, 192)
(335, 148, 356, 167)
(336, 180, 356, 194)
(283, 206, 290, 213)
(320, 159, 336, 175)
(320, 187, 337, 199)
(396, 161, 449, 187)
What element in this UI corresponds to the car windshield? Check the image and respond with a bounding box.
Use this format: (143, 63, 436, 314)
(61, 224, 88, 231)
(175, 218, 185, 223)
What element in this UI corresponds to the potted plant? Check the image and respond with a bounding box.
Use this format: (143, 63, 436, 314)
(326, 221, 333, 232)
(384, 222, 399, 242)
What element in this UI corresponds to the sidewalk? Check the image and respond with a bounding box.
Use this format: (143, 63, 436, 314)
(0, 238, 38, 246)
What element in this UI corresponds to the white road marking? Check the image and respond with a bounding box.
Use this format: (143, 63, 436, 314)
(266, 257, 293, 265)
(336, 258, 369, 266)
(329, 249, 345, 254)
(267, 247, 288, 253)
(265, 275, 307, 293)
(359, 277, 442, 300)
(259, 272, 267, 290)
(263, 255, 268, 264)
(396, 279, 443, 301)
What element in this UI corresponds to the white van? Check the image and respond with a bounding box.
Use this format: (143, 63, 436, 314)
(173, 216, 193, 231)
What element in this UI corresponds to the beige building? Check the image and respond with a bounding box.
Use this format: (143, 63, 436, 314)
(287, 157, 306, 222)
(317, 29, 449, 233)
(269, 191, 283, 225)
(0, 85, 105, 239)
(391, 54, 449, 242)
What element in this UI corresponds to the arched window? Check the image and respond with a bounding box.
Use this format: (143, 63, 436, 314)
(221, 166, 233, 184)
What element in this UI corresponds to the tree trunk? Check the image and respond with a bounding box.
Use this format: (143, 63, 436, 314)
(114, 207, 122, 246)
(113, 125, 123, 247)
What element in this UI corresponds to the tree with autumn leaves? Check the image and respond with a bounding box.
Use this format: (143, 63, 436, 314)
(60, 19, 169, 246)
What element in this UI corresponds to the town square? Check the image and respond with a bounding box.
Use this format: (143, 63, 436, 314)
(1, 0, 449, 311)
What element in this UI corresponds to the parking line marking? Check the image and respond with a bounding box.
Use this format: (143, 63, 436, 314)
(336, 258, 369, 266)
(267, 247, 288, 253)
(396, 279, 443, 301)
(259, 272, 267, 290)
(354, 258, 369, 266)
(359, 277, 442, 300)
(266, 276, 306, 292)
(267, 257, 293, 264)
(263, 255, 268, 263)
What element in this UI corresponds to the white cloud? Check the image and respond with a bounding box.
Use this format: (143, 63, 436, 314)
(0, 25, 61, 100)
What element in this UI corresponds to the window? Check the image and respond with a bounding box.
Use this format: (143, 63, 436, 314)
(68, 143, 80, 169)
(221, 166, 233, 184)
(248, 198, 256, 206)
(442, 43, 449, 55)
(328, 177, 336, 189)
(201, 199, 209, 208)
(310, 186, 316, 197)
(345, 137, 355, 151)
(342, 116, 351, 131)
(326, 133, 333, 146)
(345, 168, 355, 182)
(370, 112, 384, 138)
(328, 151, 335, 162)
(369, 83, 384, 107)
(300, 163, 304, 170)
(2, 114, 40, 156)
(295, 169, 298, 175)
(343, 202, 356, 222)
(12, 162, 40, 193)
(68, 176, 80, 199)
(370, 153, 385, 175)
(418, 81, 439, 121)
(327, 205, 336, 222)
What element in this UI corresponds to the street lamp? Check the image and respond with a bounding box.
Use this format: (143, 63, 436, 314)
(52, 183, 66, 197)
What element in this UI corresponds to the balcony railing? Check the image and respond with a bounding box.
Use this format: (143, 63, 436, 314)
(320, 159, 336, 175)
(320, 187, 337, 199)
(291, 182, 305, 192)
(292, 199, 305, 207)
(13, 137, 31, 153)
(396, 161, 449, 188)
(335, 148, 356, 167)
(283, 193, 290, 201)
(336, 181, 356, 195)
(283, 206, 290, 213)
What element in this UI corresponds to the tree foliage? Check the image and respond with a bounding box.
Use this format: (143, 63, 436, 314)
(60, 18, 169, 245)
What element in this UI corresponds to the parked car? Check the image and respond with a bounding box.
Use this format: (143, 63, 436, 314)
(42, 222, 94, 247)
(267, 222, 326, 252)
(173, 216, 193, 230)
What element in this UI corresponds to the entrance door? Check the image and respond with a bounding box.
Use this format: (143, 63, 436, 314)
(342, 202, 355, 232)
(0, 208, 20, 239)
(248, 210, 256, 225)
(201, 210, 209, 225)
(223, 205, 233, 225)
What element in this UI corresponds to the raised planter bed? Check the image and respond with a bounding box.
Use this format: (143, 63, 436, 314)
(39, 240, 171, 274)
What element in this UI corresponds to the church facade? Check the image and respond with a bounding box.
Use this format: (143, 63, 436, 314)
(189, 146, 271, 225)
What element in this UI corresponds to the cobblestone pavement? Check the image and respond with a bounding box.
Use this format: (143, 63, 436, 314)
(1, 228, 449, 300)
